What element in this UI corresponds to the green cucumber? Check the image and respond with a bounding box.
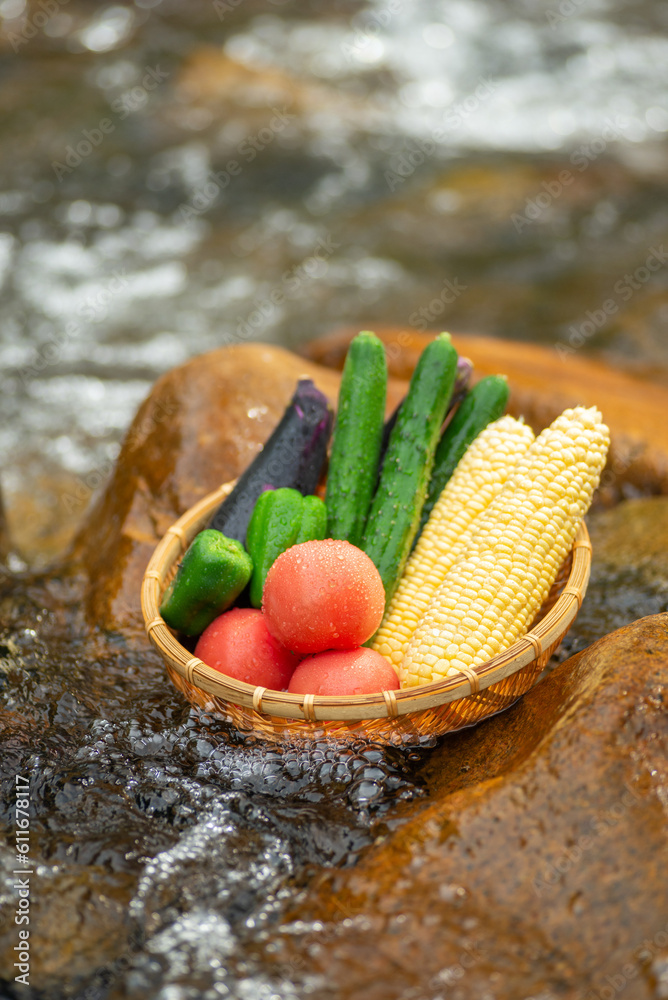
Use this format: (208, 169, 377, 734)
(416, 374, 510, 539)
(362, 332, 458, 604)
(325, 331, 387, 547)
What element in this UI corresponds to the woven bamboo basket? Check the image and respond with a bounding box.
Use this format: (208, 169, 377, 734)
(141, 479, 591, 746)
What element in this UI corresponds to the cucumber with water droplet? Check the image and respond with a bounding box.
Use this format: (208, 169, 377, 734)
(325, 331, 387, 547)
(362, 332, 458, 604)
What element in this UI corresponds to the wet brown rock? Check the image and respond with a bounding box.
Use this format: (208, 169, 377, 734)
(268, 614, 668, 1000)
(0, 867, 134, 989)
(588, 496, 668, 586)
(4, 468, 91, 569)
(69, 343, 404, 639)
(305, 328, 668, 499)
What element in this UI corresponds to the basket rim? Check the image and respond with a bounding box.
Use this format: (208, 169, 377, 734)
(141, 480, 591, 723)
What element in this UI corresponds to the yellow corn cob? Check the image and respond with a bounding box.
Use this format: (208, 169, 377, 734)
(400, 406, 610, 688)
(373, 415, 534, 671)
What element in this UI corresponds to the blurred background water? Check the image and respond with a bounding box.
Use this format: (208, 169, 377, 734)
(1, 0, 667, 562)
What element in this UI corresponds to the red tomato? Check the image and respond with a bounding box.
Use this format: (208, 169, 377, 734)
(194, 608, 300, 689)
(262, 539, 385, 655)
(287, 647, 399, 696)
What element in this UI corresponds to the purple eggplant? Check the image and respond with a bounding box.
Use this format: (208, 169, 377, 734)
(208, 379, 332, 544)
(450, 356, 474, 410)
